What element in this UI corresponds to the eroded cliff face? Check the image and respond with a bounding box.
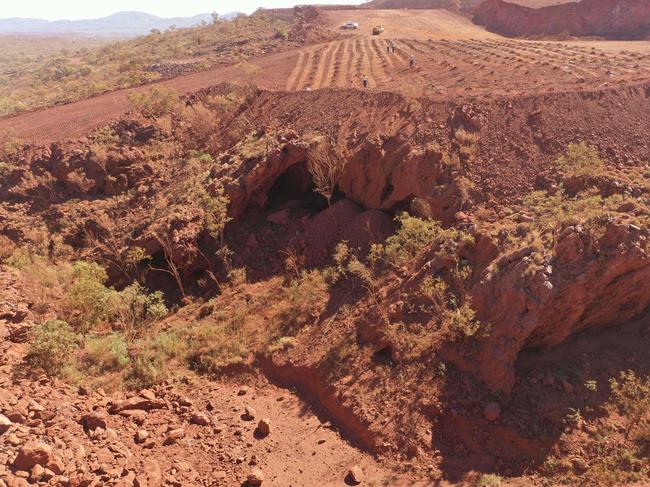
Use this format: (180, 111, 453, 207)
(465, 221, 650, 390)
(474, 0, 650, 39)
(4, 84, 650, 374)
(220, 134, 463, 223)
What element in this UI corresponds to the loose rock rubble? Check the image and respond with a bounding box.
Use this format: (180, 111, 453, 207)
(0, 265, 395, 486)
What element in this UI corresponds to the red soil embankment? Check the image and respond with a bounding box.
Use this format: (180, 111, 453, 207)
(474, 0, 650, 39)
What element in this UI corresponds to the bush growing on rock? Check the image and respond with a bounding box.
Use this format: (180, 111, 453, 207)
(27, 320, 80, 376)
(369, 213, 472, 271)
(8, 255, 167, 336)
(126, 350, 167, 389)
(276, 269, 329, 335)
(609, 370, 650, 440)
(475, 474, 502, 487)
(0, 129, 23, 159)
(192, 182, 231, 243)
(0, 235, 16, 263)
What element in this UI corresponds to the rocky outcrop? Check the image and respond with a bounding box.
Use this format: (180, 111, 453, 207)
(465, 221, 650, 391)
(474, 0, 650, 40)
(219, 131, 463, 224)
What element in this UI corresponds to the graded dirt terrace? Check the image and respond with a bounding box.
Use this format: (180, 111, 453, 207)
(1, 7, 650, 144)
(324, 9, 498, 40)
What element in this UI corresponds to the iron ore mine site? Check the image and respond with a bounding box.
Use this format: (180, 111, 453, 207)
(1, 0, 650, 485)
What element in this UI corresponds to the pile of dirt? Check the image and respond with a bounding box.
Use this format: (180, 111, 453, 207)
(287, 6, 335, 44)
(474, 0, 650, 39)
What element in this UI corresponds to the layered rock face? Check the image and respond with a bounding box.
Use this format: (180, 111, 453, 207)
(468, 222, 650, 390)
(474, 0, 650, 39)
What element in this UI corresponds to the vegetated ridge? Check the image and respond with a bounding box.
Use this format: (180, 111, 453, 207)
(0, 7, 321, 117)
(0, 11, 243, 37)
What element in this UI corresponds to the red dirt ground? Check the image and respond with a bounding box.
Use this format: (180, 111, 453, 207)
(2, 8, 650, 144)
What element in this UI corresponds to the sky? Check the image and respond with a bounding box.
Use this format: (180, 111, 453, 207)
(0, 0, 363, 20)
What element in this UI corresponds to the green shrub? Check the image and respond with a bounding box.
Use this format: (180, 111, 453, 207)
(186, 320, 249, 374)
(449, 301, 480, 338)
(475, 474, 502, 487)
(419, 276, 449, 315)
(370, 213, 442, 268)
(193, 183, 231, 242)
(0, 161, 12, 184)
(148, 330, 186, 360)
(0, 130, 23, 159)
(27, 320, 79, 376)
(126, 351, 166, 389)
(108, 283, 167, 338)
(556, 142, 605, 177)
(267, 336, 296, 354)
(64, 261, 112, 333)
(276, 269, 328, 335)
(609, 370, 650, 439)
(92, 126, 120, 146)
(370, 213, 471, 270)
(128, 86, 181, 118)
(80, 333, 129, 374)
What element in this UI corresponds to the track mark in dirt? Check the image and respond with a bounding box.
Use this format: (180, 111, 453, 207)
(328, 40, 344, 88)
(341, 39, 355, 89)
(363, 39, 382, 88)
(286, 50, 307, 91)
(374, 38, 395, 73)
(401, 39, 430, 58)
(354, 39, 374, 89)
(392, 40, 412, 66)
(331, 40, 346, 88)
(350, 39, 363, 88)
(304, 46, 324, 90)
(324, 40, 344, 88)
(372, 41, 394, 81)
(295, 48, 315, 91)
(314, 42, 336, 89)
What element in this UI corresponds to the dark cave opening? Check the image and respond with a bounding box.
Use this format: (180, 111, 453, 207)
(267, 162, 327, 211)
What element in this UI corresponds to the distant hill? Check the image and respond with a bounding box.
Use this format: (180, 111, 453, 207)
(0, 11, 244, 37)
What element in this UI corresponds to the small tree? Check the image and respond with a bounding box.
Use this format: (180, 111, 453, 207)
(63, 261, 112, 333)
(150, 232, 186, 300)
(108, 283, 167, 341)
(609, 370, 650, 440)
(307, 145, 346, 207)
(193, 183, 231, 244)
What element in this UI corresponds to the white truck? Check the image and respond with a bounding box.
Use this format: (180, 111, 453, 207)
(341, 21, 359, 30)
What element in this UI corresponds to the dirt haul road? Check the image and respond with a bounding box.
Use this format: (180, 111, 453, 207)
(1, 9, 650, 144)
